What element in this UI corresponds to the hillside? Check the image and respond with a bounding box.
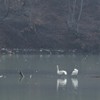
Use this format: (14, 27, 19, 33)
(0, 0, 100, 53)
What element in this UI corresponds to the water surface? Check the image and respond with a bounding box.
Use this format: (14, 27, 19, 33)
(0, 54, 100, 100)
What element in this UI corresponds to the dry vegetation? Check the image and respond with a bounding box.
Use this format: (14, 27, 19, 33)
(0, 0, 100, 53)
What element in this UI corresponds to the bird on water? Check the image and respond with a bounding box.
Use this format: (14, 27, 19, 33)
(18, 71, 24, 78)
(57, 65, 67, 75)
(71, 68, 78, 76)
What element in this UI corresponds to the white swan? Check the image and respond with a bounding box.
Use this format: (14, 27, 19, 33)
(57, 65, 67, 75)
(71, 68, 78, 76)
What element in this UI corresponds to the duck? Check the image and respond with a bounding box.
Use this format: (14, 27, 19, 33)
(57, 65, 67, 75)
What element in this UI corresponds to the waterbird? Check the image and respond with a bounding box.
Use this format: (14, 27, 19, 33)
(71, 68, 78, 76)
(18, 71, 24, 78)
(0, 75, 6, 78)
(57, 65, 67, 75)
(29, 75, 32, 78)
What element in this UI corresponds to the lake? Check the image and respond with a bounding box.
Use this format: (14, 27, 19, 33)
(0, 53, 100, 100)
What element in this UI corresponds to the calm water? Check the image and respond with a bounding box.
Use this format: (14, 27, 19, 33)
(0, 54, 100, 100)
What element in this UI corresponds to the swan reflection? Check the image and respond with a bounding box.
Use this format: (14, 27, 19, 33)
(71, 78, 78, 89)
(57, 79, 67, 91)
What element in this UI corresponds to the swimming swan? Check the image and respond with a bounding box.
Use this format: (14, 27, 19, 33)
(71, 68, 78, 76)
(57, 65, 67, 75)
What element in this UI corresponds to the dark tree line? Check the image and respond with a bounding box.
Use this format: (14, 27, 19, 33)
(0, 0, 100, 53)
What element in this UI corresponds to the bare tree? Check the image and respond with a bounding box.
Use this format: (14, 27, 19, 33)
(77, 0, 83, 32)
(0, 0, 9, 21)
(72, 0, 77, 28)
(67, 0, 83, 33)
